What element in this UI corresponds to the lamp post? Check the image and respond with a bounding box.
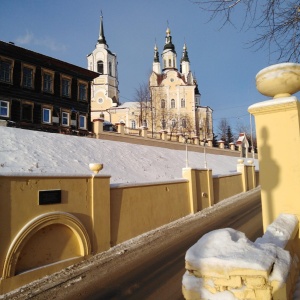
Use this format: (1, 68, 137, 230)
(203, 139, 208, 169)
(184, 133, 189, 168)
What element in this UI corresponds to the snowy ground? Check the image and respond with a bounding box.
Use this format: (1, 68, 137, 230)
(0, 127, 259, 184)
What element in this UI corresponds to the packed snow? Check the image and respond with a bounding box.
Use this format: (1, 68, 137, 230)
(0, 127, 258, 184)
(183, 214, 299, 299)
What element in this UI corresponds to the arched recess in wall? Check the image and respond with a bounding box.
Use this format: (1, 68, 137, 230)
(2, 212, 91, 278)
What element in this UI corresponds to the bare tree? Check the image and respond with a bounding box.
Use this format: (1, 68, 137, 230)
(217, 118, 230, 142)
(190, 0, 300, 62)
(134, 82, 150, 127)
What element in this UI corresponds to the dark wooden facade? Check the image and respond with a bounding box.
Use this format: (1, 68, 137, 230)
(0, 41, 98, 135)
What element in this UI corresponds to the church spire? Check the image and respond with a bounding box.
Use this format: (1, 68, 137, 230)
(154, 43, 160, 63)
(98, 13, 107, 45)
(181, 43, 189, 62)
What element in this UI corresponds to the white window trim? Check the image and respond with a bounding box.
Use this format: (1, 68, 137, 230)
(42, 107, 52, 124)
(62, 112, 70, 126)
(79, 115, 87, 129)
(0, 100, 9, 117)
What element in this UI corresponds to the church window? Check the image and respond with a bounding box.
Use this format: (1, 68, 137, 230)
(182, 118, 186, 128)
(131, 120, 136, 129)
(171, 119, 176, 128)
(181, 98, 185, 108)
(161, 99, 166, 109)
(168, 59, 171, 67)
(109, 62, 112, 76)
(97, 60, 104, 74)
(163, 60, 166, 68)
(171, 99, 175, 108)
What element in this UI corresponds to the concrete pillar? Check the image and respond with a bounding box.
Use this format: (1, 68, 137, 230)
(93, 118, 104, 138)
(192, 136, 199, 145)
(218, 140, 225, 149)
(117, 122, 125, 135)
(141, 126, 148, 138)
(249, 63, 300, 235)
(229, 142, 235, 151)
(161, 130, 168, 141)
(92, 174, 111, 252)
(182, 168, 198, 214)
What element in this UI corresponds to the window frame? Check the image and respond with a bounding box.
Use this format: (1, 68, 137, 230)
(131, 120, 136, 129)
(61, 111, 70, 127)
(0, 56, 14, 84)
(79, 115, 87, 129)
(97, 60, 104, 74)
(41, 68, 54, 94)
(171, 99, 175, 109)
(21, 63, 35, 89)
(181, 98, 185, 108)
(161, 99, 166, 109)
(21, 101, 34, 122)
(42, 107, 52, 124)
(61, 75, 71, 98)
(0, 100, 10, 118)
(78, 80, 88, 101)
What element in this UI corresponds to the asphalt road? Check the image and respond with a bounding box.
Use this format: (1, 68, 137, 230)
(90, 190, 262, 300)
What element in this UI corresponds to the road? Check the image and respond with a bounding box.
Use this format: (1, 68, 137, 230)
(9, 188, 262, 300)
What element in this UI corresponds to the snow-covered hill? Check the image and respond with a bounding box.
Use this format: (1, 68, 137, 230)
(0, 127, 258, 184)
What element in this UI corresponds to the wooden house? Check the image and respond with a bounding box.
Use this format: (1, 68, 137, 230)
(0, 41, 98, 135)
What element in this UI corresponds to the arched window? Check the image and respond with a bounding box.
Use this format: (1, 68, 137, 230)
(181, 98, 185, 108)
(97, 61, 104, 74)
(182, 118, 186, 128)
(108, 62, 112, 76)
(161, 99, 166, 109)
(161, 119, 166, 129)
(168, 59, 171, 67)
(171, 119, 176, 128)
(131, 120, 136, 129)
(171, 99, 175, 108)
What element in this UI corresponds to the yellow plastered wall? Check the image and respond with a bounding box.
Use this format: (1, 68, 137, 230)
(110, 180, 190, 245)
(249, 98, 300, 237)
(0, 175, 111, 294)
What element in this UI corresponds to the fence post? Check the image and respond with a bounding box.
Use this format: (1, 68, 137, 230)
(93, 118, 104, 139)
(182, 168, 198, 214)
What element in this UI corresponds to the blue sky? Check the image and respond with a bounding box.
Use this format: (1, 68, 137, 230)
(0, 0, 279, 133)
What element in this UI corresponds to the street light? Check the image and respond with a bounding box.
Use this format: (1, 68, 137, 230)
(184, 133, 189, 168)
(203, 139, 208, 169)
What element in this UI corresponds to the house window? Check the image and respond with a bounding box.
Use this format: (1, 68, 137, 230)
(0, 100, 9, 117)
(22, 66, 34, 88)
(42, 72, 53, 93)
(21, 103, 33, 122)
(62, 112, 69, 126)
(109, 62, 112, 76)
(171, 99, 175, 108)
(0, 59, 13, 83)
(42, 108, 52, 124)
(78, 82, 87, 101)
(131, 120, 136, 129)
(62, 77, 71, 97)
(182, 118, 186, 128)
(97, 60, 103, 74)
(161, 99, 166, 109)
(79, 115, 87, 129)
(181, 98, 185, 108)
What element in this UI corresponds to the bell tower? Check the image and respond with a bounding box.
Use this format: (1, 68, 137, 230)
(87, 14, 119, 121)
